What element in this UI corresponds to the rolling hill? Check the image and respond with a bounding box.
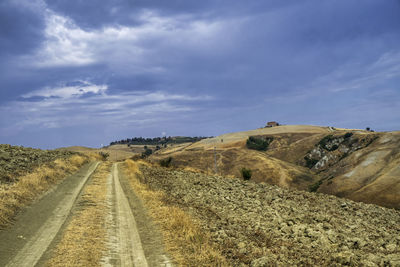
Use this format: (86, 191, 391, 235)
(148, 125, 400, 209)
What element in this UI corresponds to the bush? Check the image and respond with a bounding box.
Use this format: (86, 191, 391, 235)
(141, 148, 153, 158)
(159, 157, 172, 167)
(329, 144, 339, 151)
(241, 167, 252, 180)
(246, 136, 273, 151)
(344, 132, 353, 139)
(318, 135, 333, 149)
(304, 156, 319, 169)
(99, 152, 109, 161)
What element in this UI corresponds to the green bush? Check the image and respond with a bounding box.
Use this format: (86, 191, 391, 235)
(304, 156, 319, 168)
(329, 144, 339, 151)
(246, 136, 273, 151)
(99, 152, 109, 161)
(241, 167, 252, 180)
(159, 157, 172, 167)
(318, 135, 333, 149)
(141, 148, 153, 158)
(317, 135, 339, 151)
(344, 132, 353, 139)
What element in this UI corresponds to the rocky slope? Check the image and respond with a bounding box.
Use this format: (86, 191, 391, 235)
(0, 144, 76, 183)
(137, 165, 400, 266)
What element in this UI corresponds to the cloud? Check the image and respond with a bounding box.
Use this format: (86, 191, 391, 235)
(22, 80, 107, 99)
(0, 81, 213, 137)
(308, 50, 400, 95)
(0, 0, 45, 57)
(1, 0, 400, 147)
(30, 9, 229, 69)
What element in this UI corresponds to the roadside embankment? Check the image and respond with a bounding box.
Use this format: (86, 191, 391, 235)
(0, 148, 89, 228)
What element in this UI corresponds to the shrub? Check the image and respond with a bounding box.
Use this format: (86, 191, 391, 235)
(159, 157, 172, 167)
(318, 135, 334, 149)
(241, 167, 252, 180)
(246, 136, 273, 151)
(304, 156, 319, 169)
(98, 152, 109, 161)
(141, 148, 153, 158)
(329, 144, 339, 151)
(344, 132, 353, 139)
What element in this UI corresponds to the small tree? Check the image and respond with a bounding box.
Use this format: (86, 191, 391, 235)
(241, 167, 252, 180)
(366, 127, 370, 131)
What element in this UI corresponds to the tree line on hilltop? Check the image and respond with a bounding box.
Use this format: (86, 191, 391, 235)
(109, 136, 210, 146)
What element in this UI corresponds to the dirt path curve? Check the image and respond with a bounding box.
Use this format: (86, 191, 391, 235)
(0, 161, 99, 267)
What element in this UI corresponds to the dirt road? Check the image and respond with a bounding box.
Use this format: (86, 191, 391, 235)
(0, 162, 171, 266)
(0, 162, 99, 266)
(102, 163, 148, 266)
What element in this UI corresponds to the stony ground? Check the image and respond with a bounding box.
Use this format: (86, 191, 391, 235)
(138, 165, 400, 266)
(0, 144, 76, 183)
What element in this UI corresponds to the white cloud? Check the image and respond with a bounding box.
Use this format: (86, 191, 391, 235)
(31, 8, 229, 69)
(0, 82, 213, 134)
(22, 80, 107, 98)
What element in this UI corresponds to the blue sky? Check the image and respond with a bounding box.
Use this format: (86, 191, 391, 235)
(1, 0, 399, 148)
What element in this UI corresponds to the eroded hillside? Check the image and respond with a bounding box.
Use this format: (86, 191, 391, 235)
(149, 125, 400, 209)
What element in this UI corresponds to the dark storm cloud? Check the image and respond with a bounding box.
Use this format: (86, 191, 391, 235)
(0, 1, 45, 57)
(44, 0, 299, 29)
(1, 0, 400, 148)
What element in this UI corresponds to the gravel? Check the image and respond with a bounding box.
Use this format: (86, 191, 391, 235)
(138, 165, 400, 266)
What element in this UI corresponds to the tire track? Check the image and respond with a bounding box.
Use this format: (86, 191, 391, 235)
(102, 163, 148, 267)
(5, 161, 100, 267)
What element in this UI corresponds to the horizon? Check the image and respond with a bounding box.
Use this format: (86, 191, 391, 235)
(1, 0, 400, 149)
(3, 123, 395, 150)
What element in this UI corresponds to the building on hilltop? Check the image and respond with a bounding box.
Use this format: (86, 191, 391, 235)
(266, 121, 279, 127)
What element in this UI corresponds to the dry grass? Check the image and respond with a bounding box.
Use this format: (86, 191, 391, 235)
(151, 148, 317, 190)
(46, 162, 111, 267)
(123, 159, 228, 266)
(0, 155, 88, 228)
